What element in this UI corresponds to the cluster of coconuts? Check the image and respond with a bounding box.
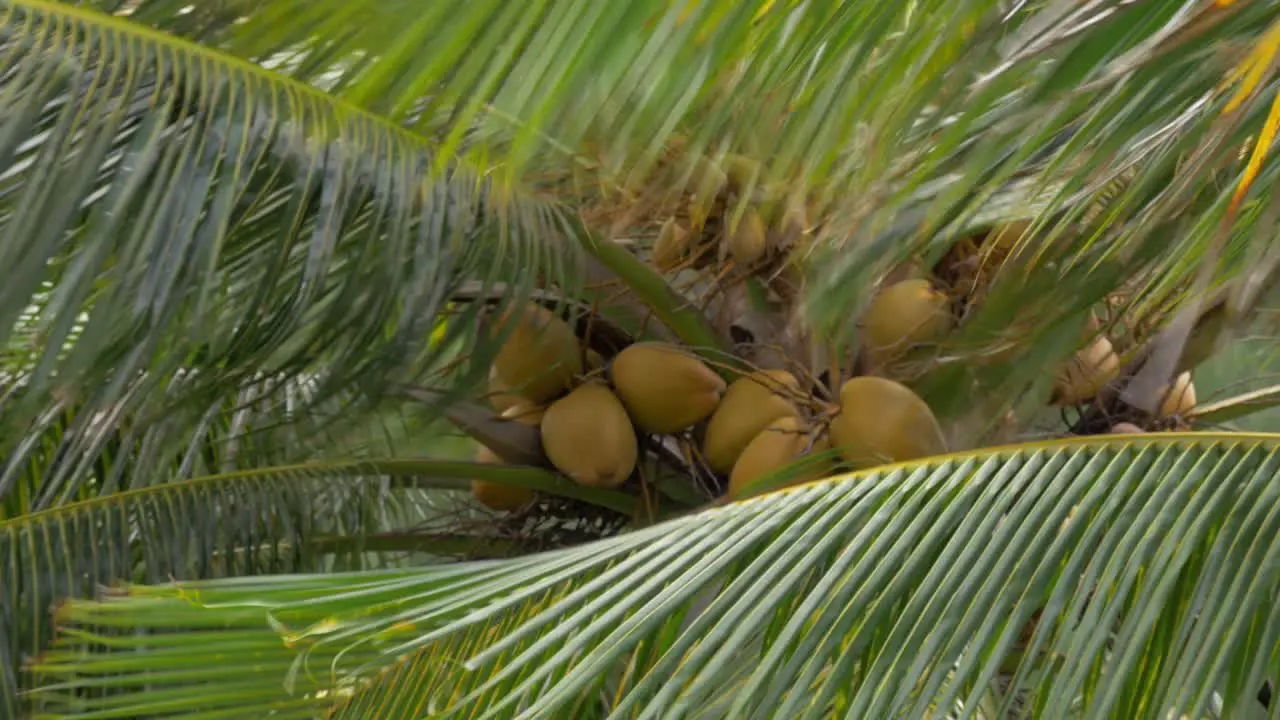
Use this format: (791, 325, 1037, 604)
(860, 270, 1198, 424)
(857, 273, 1199, 427)
(470, 302, 621, 512)
(468, 170, 1200, 511)
(470, 301, 953, 512)
(937, 220, 1201, 425)
(640, 144, 1199, 429)
(650, 153, 811, 276)
(1052, 332, 1197, 430)
(936, 220, 1030, 306)
(840, 215, 1203, 431)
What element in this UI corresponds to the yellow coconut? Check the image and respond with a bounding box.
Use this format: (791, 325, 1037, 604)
(861, 279, 953, 369)
(702, 370, 801, 473)
(653, 218, 692, 273)
(491, 303, 584, 404)
(1157, 371, 1196, 418)
(486, 368, 525, 413)
(499, 402, 545, 427)
(687, 155, 729, 228)
(728, 417, 831, 498)
(1053, 336, 1120, 406)
(540, 382, 638, 488)
(829, 376, 947, 468)
(471, 445, 536, 512)
(610, 342, 727, 434)
(723, 153, 762, 194)
(725, 206, 768, 264)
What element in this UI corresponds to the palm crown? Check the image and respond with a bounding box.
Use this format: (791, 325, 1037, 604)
(5, 0, 1280, 718)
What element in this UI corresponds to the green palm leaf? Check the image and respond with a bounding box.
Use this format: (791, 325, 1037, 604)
(1191, 383, 1280, 426)
(23, 434, 1280, 719)
(1, 372, 387, 517)
(205, 0, 1276, 254)
(186, 0, 1280, 428)
(9, 3, 1280, 720)
(3, 453, 628, 717)
(0, 0, 579, 504)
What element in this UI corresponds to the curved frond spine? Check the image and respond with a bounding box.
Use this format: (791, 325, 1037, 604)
(15, 434, 1280, 720)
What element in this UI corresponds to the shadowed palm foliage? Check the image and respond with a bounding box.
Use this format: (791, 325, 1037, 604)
(0, 0, 576, 711)
(7, 0, 1280, 718)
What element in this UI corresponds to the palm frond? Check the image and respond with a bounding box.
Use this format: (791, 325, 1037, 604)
(0, 371, 400, 518)
(2, 453, 633, 717)
(0, 0, 583, 505)
(22, 433, 1280, 720)
(0, 462, 400, 717)
(49, 0, 1280, 422)
(171, 0, 1280, 429)
(1190, 383, 1280, 425)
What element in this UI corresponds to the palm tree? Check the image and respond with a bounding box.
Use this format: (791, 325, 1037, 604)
(6, 0, 1280, 717)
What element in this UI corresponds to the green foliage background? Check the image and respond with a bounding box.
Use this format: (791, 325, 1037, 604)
(4, 0, 1280, 717)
